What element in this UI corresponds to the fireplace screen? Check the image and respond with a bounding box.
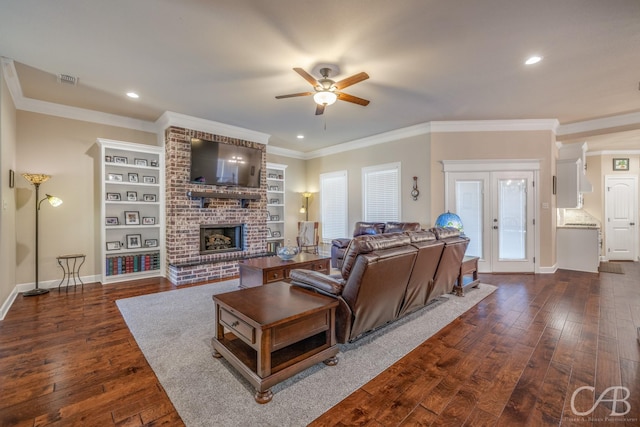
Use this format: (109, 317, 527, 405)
(200, 224, 244, 254)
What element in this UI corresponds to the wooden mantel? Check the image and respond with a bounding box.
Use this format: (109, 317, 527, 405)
(187, 191, 261, 208)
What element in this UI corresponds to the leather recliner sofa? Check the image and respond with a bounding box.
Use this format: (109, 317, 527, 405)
(330, 221, 422, 268)
(290, 227, 469, 343)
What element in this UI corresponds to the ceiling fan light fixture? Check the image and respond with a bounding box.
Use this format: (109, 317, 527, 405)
(313, 90, 337, 106)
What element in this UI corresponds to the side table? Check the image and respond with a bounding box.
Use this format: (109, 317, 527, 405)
(56, 254, 86, 291)
(455, 255, 480, 296)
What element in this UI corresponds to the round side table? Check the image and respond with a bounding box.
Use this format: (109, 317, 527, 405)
(56, 254, 86, 291)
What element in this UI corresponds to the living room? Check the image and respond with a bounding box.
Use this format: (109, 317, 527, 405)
(1, 1, 640, 424)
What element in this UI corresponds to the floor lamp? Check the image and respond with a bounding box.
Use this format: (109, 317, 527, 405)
(22, 173, 63, 296)
(299, 192, 311, 221)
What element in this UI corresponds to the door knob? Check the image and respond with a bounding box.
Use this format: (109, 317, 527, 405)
(631, 222, 636, 226)
(493, 226, 498, 229)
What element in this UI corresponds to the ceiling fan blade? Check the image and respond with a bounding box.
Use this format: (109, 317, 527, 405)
(275, 92, 313, 99)
(293, 68, 320, 87)
(315, 104, 325, 115)
(337, 92, 370, 106)
(334, 72, 369, 90)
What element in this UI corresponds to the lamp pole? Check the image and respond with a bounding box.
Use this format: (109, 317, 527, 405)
(24, 181, 49, 296)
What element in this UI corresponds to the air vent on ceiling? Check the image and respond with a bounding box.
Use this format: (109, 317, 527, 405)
(57, 74, 78, 85)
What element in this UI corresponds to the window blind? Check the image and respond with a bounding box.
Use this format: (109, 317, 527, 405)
(320, 170, 348, 242)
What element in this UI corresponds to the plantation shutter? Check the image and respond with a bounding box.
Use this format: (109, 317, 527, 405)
(363, 163, 401, 222)
(320, 170, 348, 242)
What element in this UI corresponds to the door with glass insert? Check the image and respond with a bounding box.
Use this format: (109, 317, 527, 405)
(447, 171, 535, 273)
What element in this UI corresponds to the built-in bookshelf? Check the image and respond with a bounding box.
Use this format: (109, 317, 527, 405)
(97, 138, 165, 284)
(266, 163, 287, 254)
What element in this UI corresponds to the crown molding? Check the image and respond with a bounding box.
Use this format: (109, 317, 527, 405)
(430, 119, 559, 133)
(587, 149, 640, 156)
(266, 145, 307, 159)
(556, 111, 640, 136)
(156, 111, 270, 145)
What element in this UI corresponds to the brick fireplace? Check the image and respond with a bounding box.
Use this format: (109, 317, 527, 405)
(164, 126, 267, 285)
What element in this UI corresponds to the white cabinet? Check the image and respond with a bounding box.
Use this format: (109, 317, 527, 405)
(557, 158, 583, 208)
(557, 228, 600, 273)
(97, 138, 165, 284)
(266, 163, 287, 253)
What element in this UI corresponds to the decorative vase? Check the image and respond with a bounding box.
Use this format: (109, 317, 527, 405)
(277, 244, 299, 261)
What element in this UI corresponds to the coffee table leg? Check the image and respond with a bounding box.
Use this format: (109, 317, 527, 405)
(323, 355, 339, 366)
(255, 389, 273, 404)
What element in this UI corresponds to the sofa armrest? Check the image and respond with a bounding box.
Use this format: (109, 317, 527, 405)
(289, 269, 346, 295)
(331, 238, 352, 249)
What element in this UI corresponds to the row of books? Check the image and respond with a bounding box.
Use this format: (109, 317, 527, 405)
(106, 252, 160, 276)
(266, 241, 282, 254)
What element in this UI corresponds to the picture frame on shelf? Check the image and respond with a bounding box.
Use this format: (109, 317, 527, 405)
(128, 173, 139, 183)
(134, 158, 148, 166)
(143, 194, 157, 202)
(142, 217, 156, 225)
(268, 173, 278, 179)
(127, 191, 137, 201)
(150, 160, 158, 167)
(143, 176, 156, 184)
(126, 234, 142, 249)
(124, 211, 140, 225)
(266, 211, 271, 221)
(278, 174, 283, 179)
(267, 228, 272, 238)
(106, 192, 121, 201)
(268, 185, 279, 191)
(613, 158, 629, 171)
(106, 241, 121, 251)
(108, 173, 123, 182)
(105, 155, 112, 163)
(269, 198, 280, 204)
(272, 231, 281, 238)
(271, 215, 280, 221)
(105, 217, 119, 226)
(113, 156, 128, 164)
(145, 239, 158, 247)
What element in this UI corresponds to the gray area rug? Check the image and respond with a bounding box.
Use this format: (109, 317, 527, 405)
(116, 281, 497, 427)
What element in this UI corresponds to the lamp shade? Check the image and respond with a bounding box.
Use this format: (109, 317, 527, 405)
(313, 91, 337, 105)
(435, 211, 464, 233)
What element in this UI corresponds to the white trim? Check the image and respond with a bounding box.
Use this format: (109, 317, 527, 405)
(430, 119, 559, 133)
(557, 112, 640, 136)
(266, 162, 288, 170)
(0, 288, 18, 321)
(266, 145, 307, 159)
(588, 149, 640, 156)
(156, 111, 270, 145)
(441, 159, 541, 172)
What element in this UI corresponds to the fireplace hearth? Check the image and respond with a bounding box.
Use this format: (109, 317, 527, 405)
(200, 224, 244, 254)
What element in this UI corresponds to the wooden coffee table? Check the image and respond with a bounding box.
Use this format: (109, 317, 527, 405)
(212, 281, 339, 403)
(238, 253, 330, 288)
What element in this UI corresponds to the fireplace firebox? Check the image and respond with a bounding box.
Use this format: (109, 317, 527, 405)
(200, 224, 244, 254)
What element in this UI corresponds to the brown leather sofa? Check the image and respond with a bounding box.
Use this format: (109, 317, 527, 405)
(290, 227, 469, 343)
(330, 221, 421, 268)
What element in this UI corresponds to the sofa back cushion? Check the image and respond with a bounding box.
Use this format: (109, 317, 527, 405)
(341, 232, 411, 278)
(384, 221, 421, 234)
(352, 222, 386, 237)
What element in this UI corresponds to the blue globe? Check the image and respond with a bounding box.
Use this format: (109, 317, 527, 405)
(435, 211, 464, 233)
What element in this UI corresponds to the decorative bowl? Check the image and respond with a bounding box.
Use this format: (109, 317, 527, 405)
(277, 245, 299, 261)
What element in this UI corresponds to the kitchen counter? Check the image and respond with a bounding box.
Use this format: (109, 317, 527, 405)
(557, 227, 600, 273)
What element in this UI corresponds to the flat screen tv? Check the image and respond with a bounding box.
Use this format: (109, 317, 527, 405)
(190, 138, 262, 188)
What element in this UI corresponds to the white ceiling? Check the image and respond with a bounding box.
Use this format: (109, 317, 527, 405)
(1, 0, 639, 153)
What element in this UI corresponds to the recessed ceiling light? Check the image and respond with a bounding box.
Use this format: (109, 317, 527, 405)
(126, 92, 139, 99)
(525, 56, 543, 65)
(297, 135, 304, 139)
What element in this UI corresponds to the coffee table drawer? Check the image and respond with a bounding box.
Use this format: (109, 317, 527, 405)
(310, 261, 329, 272)
(264, 268, 285, 283)
(220, 308, 255, 344)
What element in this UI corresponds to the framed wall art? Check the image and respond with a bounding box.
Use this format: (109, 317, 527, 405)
(124, 211, 140, 225)
(126, 234, 142, 249)
(613, 158, 629, 171)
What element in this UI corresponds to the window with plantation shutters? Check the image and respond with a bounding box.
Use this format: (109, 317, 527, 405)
(362, 162, 401, 222)
(320, 170, 348, 243)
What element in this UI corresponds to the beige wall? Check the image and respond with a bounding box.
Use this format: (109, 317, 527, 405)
(15, 111, 156, 286)
(0, 68, 17, 311)
(429, 130, 557, 267)
(304, 133, 432, 237)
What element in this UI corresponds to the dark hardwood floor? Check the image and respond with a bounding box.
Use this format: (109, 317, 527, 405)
(1, 264, 638, 426)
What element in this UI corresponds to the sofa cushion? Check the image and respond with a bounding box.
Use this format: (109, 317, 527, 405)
(384, 221, 421, 233)
(431, 226, 461, 239)
(341, 233, 411, 279)
(406, 229, 436, 242)
(353, 222, 386, 237)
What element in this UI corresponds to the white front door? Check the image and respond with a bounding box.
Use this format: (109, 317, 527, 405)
(446, 169, 536, 273)
(605, 175, 638, 261)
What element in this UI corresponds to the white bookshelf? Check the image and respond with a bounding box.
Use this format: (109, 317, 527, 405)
(266, 162, 287, 253)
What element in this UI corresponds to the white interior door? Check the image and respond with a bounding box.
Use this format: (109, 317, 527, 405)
(446, 169, 536, 273)
(605, 175, 638, 261)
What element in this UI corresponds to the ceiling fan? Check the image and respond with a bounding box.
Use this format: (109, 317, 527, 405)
(275, 67, 370, 115)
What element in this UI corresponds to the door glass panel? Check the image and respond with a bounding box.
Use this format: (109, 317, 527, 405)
(498, 178, 526, 260)
(455, 180, 482, 258)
